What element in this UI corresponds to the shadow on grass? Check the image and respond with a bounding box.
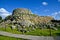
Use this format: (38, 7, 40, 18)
(55, 33, 60, 36)
(53, 33, 60, 40)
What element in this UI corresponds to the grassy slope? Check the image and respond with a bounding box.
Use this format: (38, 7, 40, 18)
(26, 28, 60, 36)
(0, 27, 60, 36)
(0, 27, 22, 34)
(0, 35, 27, 40)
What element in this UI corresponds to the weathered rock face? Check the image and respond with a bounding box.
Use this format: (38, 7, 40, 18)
(5, 8, 54, 25)
(12, 8, 32, 15)
(0, 8, 58, 32)
(0, 8, 54, 29)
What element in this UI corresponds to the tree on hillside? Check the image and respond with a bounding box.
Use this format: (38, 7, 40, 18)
(0, 16, 2, 20)
(5, 15, 13, 21)
(0, 16, 3, 23)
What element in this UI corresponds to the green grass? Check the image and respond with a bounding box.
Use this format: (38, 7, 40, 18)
(0, 35, 28, 40)
(0, 27, 60, 36)
(25, 29, 50, 36)
(0, 27, 22, 34)
(25, 28, 60, 36)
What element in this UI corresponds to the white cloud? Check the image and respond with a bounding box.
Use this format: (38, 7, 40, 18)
(0, 8, 11, 18)
(47, 15, 50, 16)
(58, 11, 60, 13)
(58, 0, 60, 2)
(42, 2, 48, 6)
(52, 11, 60, 20)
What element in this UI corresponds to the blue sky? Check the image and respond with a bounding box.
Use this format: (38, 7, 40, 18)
(0, 0, 60, 20)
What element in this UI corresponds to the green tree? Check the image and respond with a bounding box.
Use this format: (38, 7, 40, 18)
(5, 15, 12, 21)
(0, 16, 2, 20)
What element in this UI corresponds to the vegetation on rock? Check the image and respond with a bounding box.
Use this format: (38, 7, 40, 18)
(0, 8, 60, 36)
(0, 16, 2, 20)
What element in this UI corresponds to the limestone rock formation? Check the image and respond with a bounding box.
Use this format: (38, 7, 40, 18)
(12, 8, 32, 15)
(0, 8, 55, 31)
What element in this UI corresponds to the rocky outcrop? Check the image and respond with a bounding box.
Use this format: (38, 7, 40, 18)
(0, 8, 55, 31)
(12, 8, 32, 15)
(12, 8, 53, 24)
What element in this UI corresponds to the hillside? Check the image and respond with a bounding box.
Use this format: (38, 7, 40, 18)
(0, 8, 55, 32)
(5, 8, 54, 24)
